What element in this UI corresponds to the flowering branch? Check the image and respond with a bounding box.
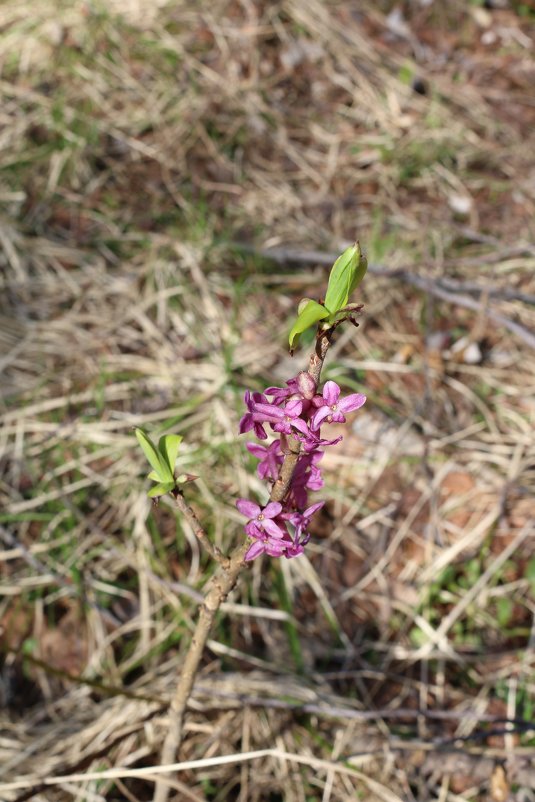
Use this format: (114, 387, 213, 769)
(145, 244, 368, 802)
(235, 340, 365, 561)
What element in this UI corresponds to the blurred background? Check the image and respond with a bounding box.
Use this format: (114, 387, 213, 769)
(1, 1, 535, 800)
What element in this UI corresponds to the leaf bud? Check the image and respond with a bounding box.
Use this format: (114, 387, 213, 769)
(296, 371, 316, 400)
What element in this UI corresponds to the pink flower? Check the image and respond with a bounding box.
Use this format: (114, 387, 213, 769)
(311, 381, 366, 430)
(245, 535, 288, 561)
(283, 501, 325, 558)
(238, 375, 368, 560)
(239, 391, 269, 440)
(264, 385, 292, 406)
(246, 440, 284, 481)
(253, 399, 310, 437)
(287, 452, 324, 507)
(236, 499, 286, 539)
(299, 429, 343, 452)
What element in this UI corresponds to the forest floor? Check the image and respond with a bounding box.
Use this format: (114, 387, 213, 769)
(1, 1, 535, 800)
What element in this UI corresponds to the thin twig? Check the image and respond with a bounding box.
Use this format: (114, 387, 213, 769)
(438, 277, 535, 306)
(171, 488, 229, 567)
(397, 275, 535, 350)
(153, 330, 334, 802)
(193, 688, 535, 730)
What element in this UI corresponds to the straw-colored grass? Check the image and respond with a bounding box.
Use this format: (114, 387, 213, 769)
(1, 1, 534, 800)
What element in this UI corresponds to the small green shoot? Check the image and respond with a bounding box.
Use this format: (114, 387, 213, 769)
(288, 243, 367, 350)
(135, 428, 195, 498)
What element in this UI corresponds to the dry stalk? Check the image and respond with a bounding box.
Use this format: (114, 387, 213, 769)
(153, 330, 333, 802)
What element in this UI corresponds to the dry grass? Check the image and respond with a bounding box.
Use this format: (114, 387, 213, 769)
(1, 1, 535, 800)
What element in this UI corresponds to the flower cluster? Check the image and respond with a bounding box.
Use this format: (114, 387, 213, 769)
(237, 372, 366, 561)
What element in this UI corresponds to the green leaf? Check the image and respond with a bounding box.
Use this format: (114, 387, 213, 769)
(288, 299, 330, 349)
(348, 254, 367, 296)
(135, 428, 174, 483)
(148, 481, 176, 498)
(324, 243, 363, 314)
(158, 434, 182, 475)
(147, 470, 160, 481)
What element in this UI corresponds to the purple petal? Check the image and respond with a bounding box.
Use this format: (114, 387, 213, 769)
(339, 393, 366, 413)
(301, 432, 342, 452)
(253, 422, 268, 440)
(290, 417, 310, 435)
(284, 399, 303, 417)
(331, 411, 346, 423)
(265, 539, 288, 556)
(253, 403, 284, 422)
(246, 442, 268, 458)
(236, 499, 261, 518)
(284, 543, 304, 559)
(245, 540, 267, 561)
(319, 435, 343, 447)
(239, 413, 254, 434)
(273, 422, 290, 435)
(257, 463, 273, 480)
(285, 510, 303, 526)
(263, 518, 286, 538)
(245, 521, 263, 538)
(306, 470, 324, 491)
(311, 406, 332, 429)
(322, 381, 340, 405)
(263, 501, 283, 518)
(303, 501, 324, 518)
(265, 386, 290, 404)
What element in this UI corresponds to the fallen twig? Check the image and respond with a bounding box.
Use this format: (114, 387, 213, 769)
(236, 244, 535, 348)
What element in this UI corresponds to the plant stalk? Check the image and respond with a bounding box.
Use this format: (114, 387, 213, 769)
(153, 330, 333, 802)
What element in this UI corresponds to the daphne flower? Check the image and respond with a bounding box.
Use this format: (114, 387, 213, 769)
(245, 533, 289, 561)
(311, 381, 366, 430)
(239, 391, 269, 440)
(253, 399, 310, 437)
(299, 429, 343, 452)
(264, 384, 292, 406)
(238, 372, 367, 560)
(284, 501, 324, 535)
(287, 452, 324, 507)
(283, 501, 325, 558)
(283, 540, 305, 559)
(236, 499, 286, 539)
(246, 440, 283, 480)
